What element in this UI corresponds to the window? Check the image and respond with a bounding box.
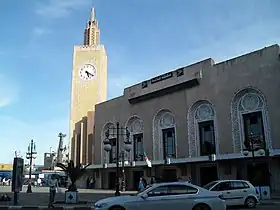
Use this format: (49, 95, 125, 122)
(109, 138, 116, 163)
(243, 111, 265, 150)
(212, 182, 231, 191)
(168, 185, 198, 195)
(133, 134, 144, 161)
(199, 121, 216, 156)
(203, 181, 219, 190)
(163, 128, 176, 159)
(147, 186, 168, 197)
(231, 181, 250, 190)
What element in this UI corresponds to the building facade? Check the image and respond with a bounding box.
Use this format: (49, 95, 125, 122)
(88, 44, 280, 192)
(69, 8, 107, 165)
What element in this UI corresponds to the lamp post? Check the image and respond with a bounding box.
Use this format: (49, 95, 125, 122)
(26, 139, 37, 193)
(103, 122, 132, 196)
(243, 133, 268, 199)
(243, 133, 266, 164)
(120, 150, 129, 192)
(57, 133, 66, 164)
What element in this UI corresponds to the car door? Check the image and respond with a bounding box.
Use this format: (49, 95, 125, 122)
(139, 185, 173, 210)
(211, 181, 234, 206)
(167, 184, 199, 210)
(229, 181, 250, 205)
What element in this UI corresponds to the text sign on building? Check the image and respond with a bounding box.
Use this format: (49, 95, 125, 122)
(151, 72, 173, 84)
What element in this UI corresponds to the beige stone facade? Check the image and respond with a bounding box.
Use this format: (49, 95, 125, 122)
(87, 44, 280, 192)
(69, 8, 107, 165)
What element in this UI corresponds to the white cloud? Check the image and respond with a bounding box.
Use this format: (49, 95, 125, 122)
(33, 27, 52, 36)
(35, 0, 91, 19)
(0, 75, 19, 108)
(0, 115, 69, 164)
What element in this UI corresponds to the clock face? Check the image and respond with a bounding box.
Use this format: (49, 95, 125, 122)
(79, 64, 96, 81)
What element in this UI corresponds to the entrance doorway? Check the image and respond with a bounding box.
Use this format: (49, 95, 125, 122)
(247, 162, 270, 187)
(200, 165, 218, 186)
(133, 171, 144, 190)
(108, 172, 116, 190)
(162, 169, 177, 182)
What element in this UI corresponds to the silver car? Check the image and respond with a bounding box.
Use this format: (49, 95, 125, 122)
(203, 180, 259, 208)
(93, 181, 226, 210)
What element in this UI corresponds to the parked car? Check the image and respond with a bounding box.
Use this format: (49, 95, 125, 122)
(203, 180, 259, 208)
(92, 181, 226, 210)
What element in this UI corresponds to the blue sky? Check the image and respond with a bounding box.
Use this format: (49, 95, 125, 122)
(0, 0, 279, 164)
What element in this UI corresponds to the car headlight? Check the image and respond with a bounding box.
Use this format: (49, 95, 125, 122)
(94, 203, 108, 208)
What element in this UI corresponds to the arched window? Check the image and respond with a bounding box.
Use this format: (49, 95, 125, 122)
(125, 116, 144, 161)
(231, 88, 271, 152)
(188, 100, 218, 157)
(101, 122, 115, 163)
(153, 109, 177, 160)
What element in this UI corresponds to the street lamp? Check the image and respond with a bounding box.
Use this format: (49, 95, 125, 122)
(243, 133, 268, 192)
(103, 122, 132, 196)
(243, 133, 266, 163)
(57, 133, 66, 164)
(26, 139, 37, 193)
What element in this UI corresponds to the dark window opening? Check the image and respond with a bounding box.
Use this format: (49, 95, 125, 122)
(243, 111, 265, 150)
(163, 128, 176, 159)
(133, 134, 144, 161)
(109, 138, 116, 163)
(198, 121, 216, 156)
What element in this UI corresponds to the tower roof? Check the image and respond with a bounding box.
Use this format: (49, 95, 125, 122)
(91, 8, 95, 22)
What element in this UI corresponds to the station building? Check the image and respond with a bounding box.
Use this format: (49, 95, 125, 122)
(87, 44, 280, 192)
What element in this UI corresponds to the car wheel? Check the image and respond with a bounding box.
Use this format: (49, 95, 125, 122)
(245, 197, 257, 208)
(193, 204, 211, 210)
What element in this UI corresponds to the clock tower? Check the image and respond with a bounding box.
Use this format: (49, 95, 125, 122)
(69, 8, 107, 165)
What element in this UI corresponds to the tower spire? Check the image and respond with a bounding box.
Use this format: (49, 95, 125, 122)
(90, 8, 95, 22)
(83, 8, 100, 46)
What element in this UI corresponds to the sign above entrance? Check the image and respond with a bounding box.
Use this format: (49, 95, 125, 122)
(151, 72, 173, 84)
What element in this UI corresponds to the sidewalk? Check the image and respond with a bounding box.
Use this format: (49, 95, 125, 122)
(271, 192, 280, 200)
(258, 192, 280, 205)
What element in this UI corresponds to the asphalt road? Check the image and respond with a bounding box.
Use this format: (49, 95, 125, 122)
(1, 186, 280, 209)
(0, 186, 135, 206)
(230, 204, 280, 210)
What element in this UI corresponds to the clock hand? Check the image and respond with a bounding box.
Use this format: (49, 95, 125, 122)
(85, 71, 94, 77)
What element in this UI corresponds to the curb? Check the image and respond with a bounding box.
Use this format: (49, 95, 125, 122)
(260, 201, 280, 205)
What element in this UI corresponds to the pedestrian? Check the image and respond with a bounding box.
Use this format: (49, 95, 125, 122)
(142, 177, 147, 188)
(86, 177, 90, 189)
(37, 177, 42, 187)
(48, 175, 59, 208)
(138, 178, 145, 192)
(188, 176, 192, 184)
(90, 177, 95, 189)
(150, 177, 156, 185)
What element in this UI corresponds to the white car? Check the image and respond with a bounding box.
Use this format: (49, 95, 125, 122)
(93, 181, 226, 210)
(203, 180, 259, 208)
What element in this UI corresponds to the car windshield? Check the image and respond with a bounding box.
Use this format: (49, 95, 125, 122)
(134, 185, 153, 195)
(203, 181, 218, 190)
